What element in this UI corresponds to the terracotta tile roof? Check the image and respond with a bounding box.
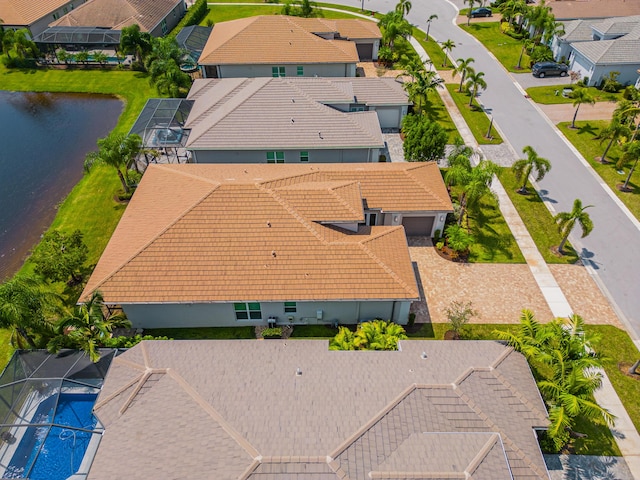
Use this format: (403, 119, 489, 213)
(198, 15, 369, 65)
(89, 340, 550, 480)
(185, 78, 387, 150)
(49, 0, 182, 32)
(0, 0, 71, 25)
(81, 163, 455, 304)
(548, 0, 640, 19)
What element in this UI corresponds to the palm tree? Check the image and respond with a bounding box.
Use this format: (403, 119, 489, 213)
(48, 291, 131, 362)
(618, 140, 640, 192)
(0, 275, 60, 348)
(354, 320, 407, 350)
(440, 39, 456, 67)
(446, 159, 499, 227)
(84, 133, 142, 194)
(554, 199, 594, 254)
(516, 38, 532, 70)
(463, 0, 477, 25)
(425, 14, 438, 40)
(542, 18, 565, 45)
(597, 116, 630, 164)
(379, 11, 413, 50)
(453, 57, 475, 92)
(465, 70, 487, 107)
(402, 68, 444, 112)
(511, 145, 551, 194)
(495, 311, 614, 451)
(119, 24, 152, 64)
(500, 0, 527, 26)
(395, 0, 412, 17)
(570, 88, 595, 128)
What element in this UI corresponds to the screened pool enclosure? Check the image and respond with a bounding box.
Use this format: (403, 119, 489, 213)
(0, 350, 116, 480)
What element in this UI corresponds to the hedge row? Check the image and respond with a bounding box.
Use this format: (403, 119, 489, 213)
(169, 0, 209, 37)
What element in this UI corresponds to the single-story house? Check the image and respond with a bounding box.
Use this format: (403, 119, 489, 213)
(80, 163, 453, 328)
(551, 16, 640, 86)
(0, 0, 86, 36)
(47, 0, 186, 37)
(87, 339, 551, 479)
(182, 77, 409, 164)
(197, 15, 381, 79)
(548, 0, 640, 20)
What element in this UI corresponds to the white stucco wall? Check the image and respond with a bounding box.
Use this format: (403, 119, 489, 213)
(189, 148, 379, 163)
(122, 300, 413, 328)
(214, 63, 357, 78)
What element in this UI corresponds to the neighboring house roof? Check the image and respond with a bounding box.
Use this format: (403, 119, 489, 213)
(548, 0, 640, 20)
(49, 0, 182, 32)
(185, 77, 396, 150)
(559, 19, 599, 42)
(0, 0, 71, 26)
(573, 38, 640, 64)
(198, 15, 377, 65)
(88, 339, 550, 479)
(80, 163, 453, 304)
(591, 15, 640, 36)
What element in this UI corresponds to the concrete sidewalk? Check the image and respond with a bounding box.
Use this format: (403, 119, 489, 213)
(410, 35, 640, 478)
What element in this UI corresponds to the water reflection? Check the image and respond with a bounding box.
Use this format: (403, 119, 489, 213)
(0, 91, 122, 280)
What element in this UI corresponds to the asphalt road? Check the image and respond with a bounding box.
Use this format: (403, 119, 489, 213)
(338, 0, 640, 340)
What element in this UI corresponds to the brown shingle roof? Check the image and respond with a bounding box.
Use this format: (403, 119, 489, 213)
(198, 15, 370, 65)
(89, 340, 550, 480)
(185, 78, 387, 150)
(548, 0, 640, 19)
(50, 0, 182, 32)
(81, 163, 452, 304)
(0, 0, 71, 26)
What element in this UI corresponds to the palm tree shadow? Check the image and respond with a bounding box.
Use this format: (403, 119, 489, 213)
(576, 122, 599, 137)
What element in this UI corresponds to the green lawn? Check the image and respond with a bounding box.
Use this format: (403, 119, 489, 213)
(202, 4, 360, 23)
(0, 331, 15, 372)
(445, 84, 503, 145)
(460, 22, 531, 73)
(497, 168, 579, 264)
(526, 85, 623, 105)
(448, 181, 526, 263)
(144, 326, 255, 339)
(558, 121, 640, 221)
(412, 27, 453, 71)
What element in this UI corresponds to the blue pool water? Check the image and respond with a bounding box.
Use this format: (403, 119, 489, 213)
(5, 393, 98, 480)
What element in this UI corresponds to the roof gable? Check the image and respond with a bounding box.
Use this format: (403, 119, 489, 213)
(198, 15, 365, 65)
(80, 163, 456, 304)
(184, 78, 387, 150)
(89, 340, 550, 479)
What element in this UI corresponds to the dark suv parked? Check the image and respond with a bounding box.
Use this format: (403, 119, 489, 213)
(531, 62, 569, 78)
(470, 7, 492, 17)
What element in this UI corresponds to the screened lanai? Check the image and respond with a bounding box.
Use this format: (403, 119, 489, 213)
(0, 350, 116, 480)
(129, 98, 194, 168)
(34, 27, 121, 49)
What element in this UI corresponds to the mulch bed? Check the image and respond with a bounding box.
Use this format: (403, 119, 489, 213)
(618, 362, 640, 380)
(434, 245, 469, 263)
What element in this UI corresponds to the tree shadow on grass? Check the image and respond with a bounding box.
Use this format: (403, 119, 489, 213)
(575, 122, 600, 137)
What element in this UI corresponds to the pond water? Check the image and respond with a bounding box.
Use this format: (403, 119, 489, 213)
(0, 91, 122, 280)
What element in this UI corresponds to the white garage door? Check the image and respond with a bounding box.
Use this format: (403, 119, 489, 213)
(375, 107, 401, 129)
(402, 216, 435, 236)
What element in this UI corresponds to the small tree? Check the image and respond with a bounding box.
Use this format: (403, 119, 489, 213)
(465, 70, 487, 107)
(440, 39, 456, 67)
(31, 229, 89, 284)
(511, 145, 551, 194)
(453, 57, 475, 92)
(618, 140, 640, 191)
(425, 14, 438, 40)
(84, 132, 142, 193)
(570, 88, 595, 128)
(401, 114, 448, 162)
(554, 199, 593, 254)
(444, 300, 477, 338)
(598, 115, 630, 164)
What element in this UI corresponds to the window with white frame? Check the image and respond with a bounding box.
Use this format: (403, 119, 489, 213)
(234, 302, 262, 320)
(266, 152, 285, 163)
(272, 66, 286, 77)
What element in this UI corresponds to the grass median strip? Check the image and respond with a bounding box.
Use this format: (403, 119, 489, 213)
(496, 168, 579, 264)
(460, 22, 531, 73)
(445, 84, 502, 145)
(558, 121, 640, 221)
(526, 85, 622, 105)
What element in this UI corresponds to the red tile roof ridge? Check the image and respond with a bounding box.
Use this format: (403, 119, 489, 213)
(464, 433, 500, 478)
(453, 372, 550, 480)
(357, 227, 420, 298)
(329, 383, 418, 460)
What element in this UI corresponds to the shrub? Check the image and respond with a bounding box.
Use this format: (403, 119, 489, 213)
(445, 224, 474, 253)
(168, 0, 208, 37)
(600, 71, 622, 93)
(443, 300, 477, 335)
(407, 313, 416, 328)
(261, 327, 283, 338)
(528, 45, 553, 65)
(623, 85, 640, 100)
(402, 114, 448, 162)
(433, 228, 441, 242)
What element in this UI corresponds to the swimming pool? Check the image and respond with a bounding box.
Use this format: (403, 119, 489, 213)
(4, 393, 99, 480)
